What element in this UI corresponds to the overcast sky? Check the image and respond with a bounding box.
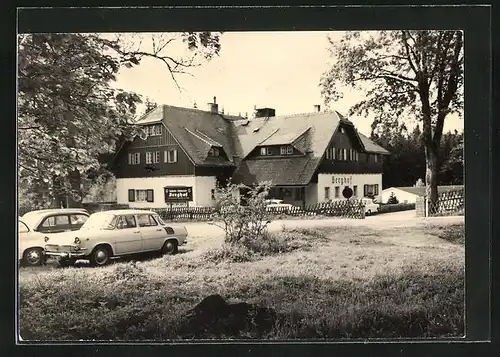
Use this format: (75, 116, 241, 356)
(113, 31, 464, 136)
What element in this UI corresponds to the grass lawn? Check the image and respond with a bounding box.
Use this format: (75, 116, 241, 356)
(18, 218, 465, 341)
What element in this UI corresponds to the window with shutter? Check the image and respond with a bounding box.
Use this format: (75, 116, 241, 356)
(145, 152, 153, 164)
(165, 149, 178, 163)
(146, 189, 154, 202)
(153, 152, 160, 163)
(128, 189, 135, 202)
(128, 153, 132, 165)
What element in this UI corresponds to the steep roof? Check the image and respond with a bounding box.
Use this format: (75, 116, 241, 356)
(384, 185, 464, 197)
(230, 111, 343, 159)
(230, 111, 343, 186)
(136, 105, 245, 167)
(132, 105, 390, 181)
(357, 132, 390, 155)
(232, 157, 321, 186)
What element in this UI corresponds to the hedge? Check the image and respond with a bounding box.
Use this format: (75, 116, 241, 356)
(378, 203, 416, 214)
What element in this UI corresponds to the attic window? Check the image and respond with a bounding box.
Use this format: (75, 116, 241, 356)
(208, 147, 220, 157)
(148, 124, 162, 136)
(280, 146, 293, 155)
(339, 127, 345, 134)
(260, 147, 272, 156)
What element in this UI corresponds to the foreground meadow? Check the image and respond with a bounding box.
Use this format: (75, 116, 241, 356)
(18, 218, 465, 340)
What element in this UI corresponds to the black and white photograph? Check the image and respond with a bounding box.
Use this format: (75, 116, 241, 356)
(16, 7, 478, 343)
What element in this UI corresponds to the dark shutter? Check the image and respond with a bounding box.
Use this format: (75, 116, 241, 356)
(128, 189, 135, 202)
(364, 185, 368, 197)
(146, 189, 154, 202)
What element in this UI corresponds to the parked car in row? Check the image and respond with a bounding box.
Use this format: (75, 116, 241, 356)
(18, 208, 90, 266)
(43, 210, 188, 267)
(361, 198, 380, 215)
(265, 199, 297, 213)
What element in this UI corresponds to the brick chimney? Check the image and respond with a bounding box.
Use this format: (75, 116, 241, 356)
(208, 96, 218, 114)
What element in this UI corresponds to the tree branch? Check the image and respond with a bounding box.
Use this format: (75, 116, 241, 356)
(401, 31, 420, 75)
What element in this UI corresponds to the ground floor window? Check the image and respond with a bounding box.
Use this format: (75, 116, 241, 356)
(353, 185, 358, 197)
(324, 187, 330, 200)
(334, 186, 340, 198)
(364, 184, 379, 197)
(128, 189, 154, 203)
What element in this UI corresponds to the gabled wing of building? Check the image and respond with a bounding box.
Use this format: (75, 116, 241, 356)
(135, 105, 243, 167)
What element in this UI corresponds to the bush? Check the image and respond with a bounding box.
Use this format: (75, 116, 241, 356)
(203, 228, 330, 263)
(202, 243, 256, 264)
(378, 202, 416, 214)
(387, 192, 399, 204)
(211, 181, 273, 248)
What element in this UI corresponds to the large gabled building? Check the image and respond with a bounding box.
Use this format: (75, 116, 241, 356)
(111, 99, 389, 208)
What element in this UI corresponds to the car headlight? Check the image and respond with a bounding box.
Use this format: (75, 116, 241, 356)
(44, 236, 49, 243)
(74, 237, 81, 244)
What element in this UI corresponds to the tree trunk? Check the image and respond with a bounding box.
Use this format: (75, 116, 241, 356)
(69, 170, 84, 208)
(425, 146, 439, 214)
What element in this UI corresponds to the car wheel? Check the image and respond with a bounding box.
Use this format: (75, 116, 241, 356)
(89, 245, 111, 266)
(58, 257, 77, 268)
(23, 248, 44, 266)
(367, 209, 372, 216)
(161, 240, 178, 255)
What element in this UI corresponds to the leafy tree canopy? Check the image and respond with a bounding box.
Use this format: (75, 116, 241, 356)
(321, 30, 463, 205)
(18, 32, 222, 204)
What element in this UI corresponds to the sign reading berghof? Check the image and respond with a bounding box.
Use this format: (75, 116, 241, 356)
(332, 176, 353, 185)
(164, 186, 193, 202)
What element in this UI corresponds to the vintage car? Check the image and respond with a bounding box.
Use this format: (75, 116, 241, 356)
(18, 208, 90, 266)
(265, 199, 295, 213)
(43, 209, 188, 267)
(361, 198, 380, 215)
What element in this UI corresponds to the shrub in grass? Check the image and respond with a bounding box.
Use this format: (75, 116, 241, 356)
(202, 243, 256, 264)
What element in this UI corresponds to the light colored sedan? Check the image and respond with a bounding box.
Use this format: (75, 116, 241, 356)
(265, 199, 295, 212)
(361, 198, 380, 215)
(43, 209, 188, 267)
(18, 208, 90, 266)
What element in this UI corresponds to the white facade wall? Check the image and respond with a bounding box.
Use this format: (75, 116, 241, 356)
(381, 188, 419, 204)
(317, 173, 383, 203)
(116, 176, 218, 208)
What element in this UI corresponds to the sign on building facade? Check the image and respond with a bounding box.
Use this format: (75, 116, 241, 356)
(164, 186, 193, 202)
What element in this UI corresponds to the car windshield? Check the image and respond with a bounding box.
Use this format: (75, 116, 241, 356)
(80, 213, 116, 230)
(155, 215, 166, 225)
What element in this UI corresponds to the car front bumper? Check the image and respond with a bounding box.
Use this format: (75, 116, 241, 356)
(44, 245, 88, 258)
(44, 251, 87, 258)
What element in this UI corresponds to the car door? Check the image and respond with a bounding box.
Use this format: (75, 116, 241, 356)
(112, 215, 143, 255)
(137, 214, 166, 251)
